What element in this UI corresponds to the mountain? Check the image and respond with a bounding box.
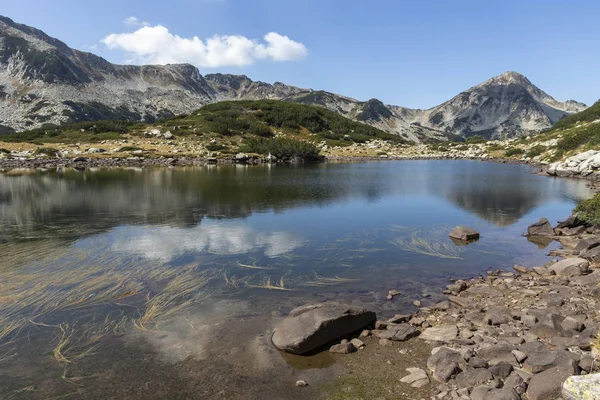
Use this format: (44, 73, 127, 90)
(0, 15, 587, 141)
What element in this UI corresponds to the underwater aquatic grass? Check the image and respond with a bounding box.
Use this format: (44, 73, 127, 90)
(392, 230, 466, 259)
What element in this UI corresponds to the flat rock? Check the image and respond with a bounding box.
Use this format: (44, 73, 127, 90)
(400, 367, 430, 387)
(272, 303, 376, 355)
(372, 323, 420, 341)
(466, 285, 504, 298)
(455, 367, 493, 388)
(563, 373, 600, 400)
(427, 347, 462, 371)
(449, 226, 480, 241)
(527, 360, 579, 400)
(329, 342, 356, 354)
(478, 342, 516, 365)
(483, 388, 520, 400)
(548, 258, 589, 277)
(580, 245, 600, 262)
(420, 325, 458, 342)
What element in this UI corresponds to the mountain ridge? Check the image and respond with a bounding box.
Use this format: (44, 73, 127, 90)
(0, 15, 587, 142)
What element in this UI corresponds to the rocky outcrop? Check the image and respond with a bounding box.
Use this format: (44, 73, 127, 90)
(563, 373, 600, 400)
(271, 303, 376, 355)
(547, 150, 600, 179)
(525, 218, 555, 236)
(0, 15, 586, 142)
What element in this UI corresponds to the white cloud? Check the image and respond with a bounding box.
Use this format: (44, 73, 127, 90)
(123, 16, 150, 27)
(102, 23, 308, 67)
(111, 223, 304, 262)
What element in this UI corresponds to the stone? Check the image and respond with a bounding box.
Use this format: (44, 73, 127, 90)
(359, 330, 370, 337)
(378, 338, 392, 346)
(513, 265, 530, 274)
(527, 360, 579, 400)
(470, 385, 493, 400)
(532, 266, 554, 276)
(478, 342, 515, 365)
(556, 226, 587, 236)
(372, 323, 420, 341)
(561, 316, 585, 332)
(488, 361, 513, 379)
(483, 388, 520, 400)
(484, 312, 510, 326)
(87, 147, 106, 153)
(466, 285, 504, 298)
(563, 374, 600, 400)
(579, 355, 594, 373)
(556, 215, 583, 229)
(387, 314, 411, 324)
(448, 295, 474, 308)
(526, 218, 555, 236)
(449, 226, 480, 241)
(295, 380, 308, 387)
(455, 368, 493, 388)
(350, 338, 365, 349)
(419, 325, 458, 342)
(580, 246, 600, 262)
(548, 258, 589, 277)
(386, 289, 401, 300)
(434, 362, 460, 383)
(512, 350, 527, 363)
(446, 282, 468, 293)
(570, 270, 600, 286)
(329, 342, 356, 354)
(375, 321, 388, 330)
(469, 356, 488, 368)
(272, 303, 376, 355)
(434, 300, 450, 311)
(427, 347, 463, 371)
(522, 315, 538, 327)
(400, 367, 430, 387)
(504, 372, 527, 394)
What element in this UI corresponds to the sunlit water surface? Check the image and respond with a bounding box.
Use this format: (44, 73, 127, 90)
(0, 160, 594, 399)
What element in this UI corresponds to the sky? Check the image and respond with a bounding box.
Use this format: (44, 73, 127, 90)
(3, 0, 599, 108)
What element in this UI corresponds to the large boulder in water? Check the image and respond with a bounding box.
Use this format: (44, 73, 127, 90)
(449, 226, 480, 242)
(526, 218, 555, 236)
(271, 303, 376, 355)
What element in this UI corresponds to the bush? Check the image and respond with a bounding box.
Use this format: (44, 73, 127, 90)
(33, 147, 59, 157)
(240, 137, 321, 161)
(206, 144, 226, 151)
(505, 147, 525, 157)
(116, 146, 142, 152)
(575, 193, 600, 225)
(525, 145, 546, 158)
(466, 135, 486, 144)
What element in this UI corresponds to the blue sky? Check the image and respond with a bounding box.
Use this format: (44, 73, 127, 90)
(4, 0, 599, 108)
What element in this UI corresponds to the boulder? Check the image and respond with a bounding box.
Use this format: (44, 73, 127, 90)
(526, 359, 579, 400)
(449, 226, 480, 241)
(526, 218, 555, 236)
(400, 367, 430, 388)
(329, 342, 355, 354)
(548, 258, 589, 277)
(483, 388, 520, 400)
(575, 237, 600, 253)
(87, 147, 106, 154)
(419, 325, 458, 342)
(555, 215, 583, 230)
(556, 225, 587, 236)
(563, 374, 600, 400)
(455, 367, 493, 388)
(580, 245, 600, 262)
(372, 323, 420, 341)
(271, 303, 376, 355)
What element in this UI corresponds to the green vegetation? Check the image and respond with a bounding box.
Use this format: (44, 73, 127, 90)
(574, 193, 600, 225)
(525, 145, 545, 158)
(505, 147, 525, 157)
(466, 135, 486, 144)
(0, 120, 130, 144)
(33, 147, 60, 157)
(116, 146, 142, 152)
(205, 143, 227, 152)
(553, 100, 600, 130)
(556, 122, 600, 152)
(240, 137, 322, 161)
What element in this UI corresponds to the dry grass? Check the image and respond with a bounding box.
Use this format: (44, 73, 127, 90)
(392, 230, 465, 259)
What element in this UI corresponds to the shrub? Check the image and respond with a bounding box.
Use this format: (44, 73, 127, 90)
(206, 144, 227, 151)
(33, 147, 60, 157)
(525, 145, 546, 158)
(575, 193, 600, 225)
(505, 147, 525, 157)
(240, 137, 321, 160)
(116, 146, 142, 152)
(466, 135, 486, 144)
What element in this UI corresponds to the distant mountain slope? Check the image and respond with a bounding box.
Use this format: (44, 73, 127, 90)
(0, 15, 587, 141)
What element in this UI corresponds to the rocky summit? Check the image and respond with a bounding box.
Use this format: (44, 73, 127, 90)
(0, 15, 586, 142)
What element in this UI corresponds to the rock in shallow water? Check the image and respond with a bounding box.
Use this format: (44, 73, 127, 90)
(449, 226, 480, 241)
(526, 218, 555, 236)
(271, 303, 376, 355)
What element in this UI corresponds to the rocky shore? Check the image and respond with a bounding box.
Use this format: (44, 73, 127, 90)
(273, 217, 600, 400)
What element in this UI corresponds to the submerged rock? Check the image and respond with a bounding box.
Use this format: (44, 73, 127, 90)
(271, 303, 376, 355)
(449, 226, 480, 242)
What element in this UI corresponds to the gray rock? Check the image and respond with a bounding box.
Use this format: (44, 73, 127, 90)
(574, 237, 600, 253)
(329, 342, 356, 354)
(295, 380, 308, 387)
(466, 285, 504, 298)
(271, 303, 376, 354)
(434, 361, 461, 383)
(513, 265, 530, 274)
(455, 368, 493, 388)
(532, 266, 555, 276)
(561, 316, 585, 332)
(449, 226, 480, 241)
(87, 147, 106, 154)
(483, 388, 520, 400)
(478, 342, 516, 365)
(427, 347, 463, 371)
(570, 270, 600, 286)
(511, 350, 527, 363)
(527, 359, 579, 400)
(446, 282, 468, 293)
(526, 218, 555, 236)
(387, 314, 411, 323)
(470, 385, 493, 400)
(469, 356, 489, 369)
(563, 373, 600, 400)
(400, 367, 430, 387)
(372, 323, 420, 341)
(488, 361, 513, 379)
(350, 338, 365, 349)
(522, 315, 538, 327)
(420, 325, 458, 342)
(578, 355, 594, 373)
(548, 258, 589, 277)
(556, 225, 587, 236)
(580, 245, 600, 262)
(504, 372, 527, 394)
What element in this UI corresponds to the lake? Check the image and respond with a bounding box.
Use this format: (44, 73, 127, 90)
(0, 160, 594, 399)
